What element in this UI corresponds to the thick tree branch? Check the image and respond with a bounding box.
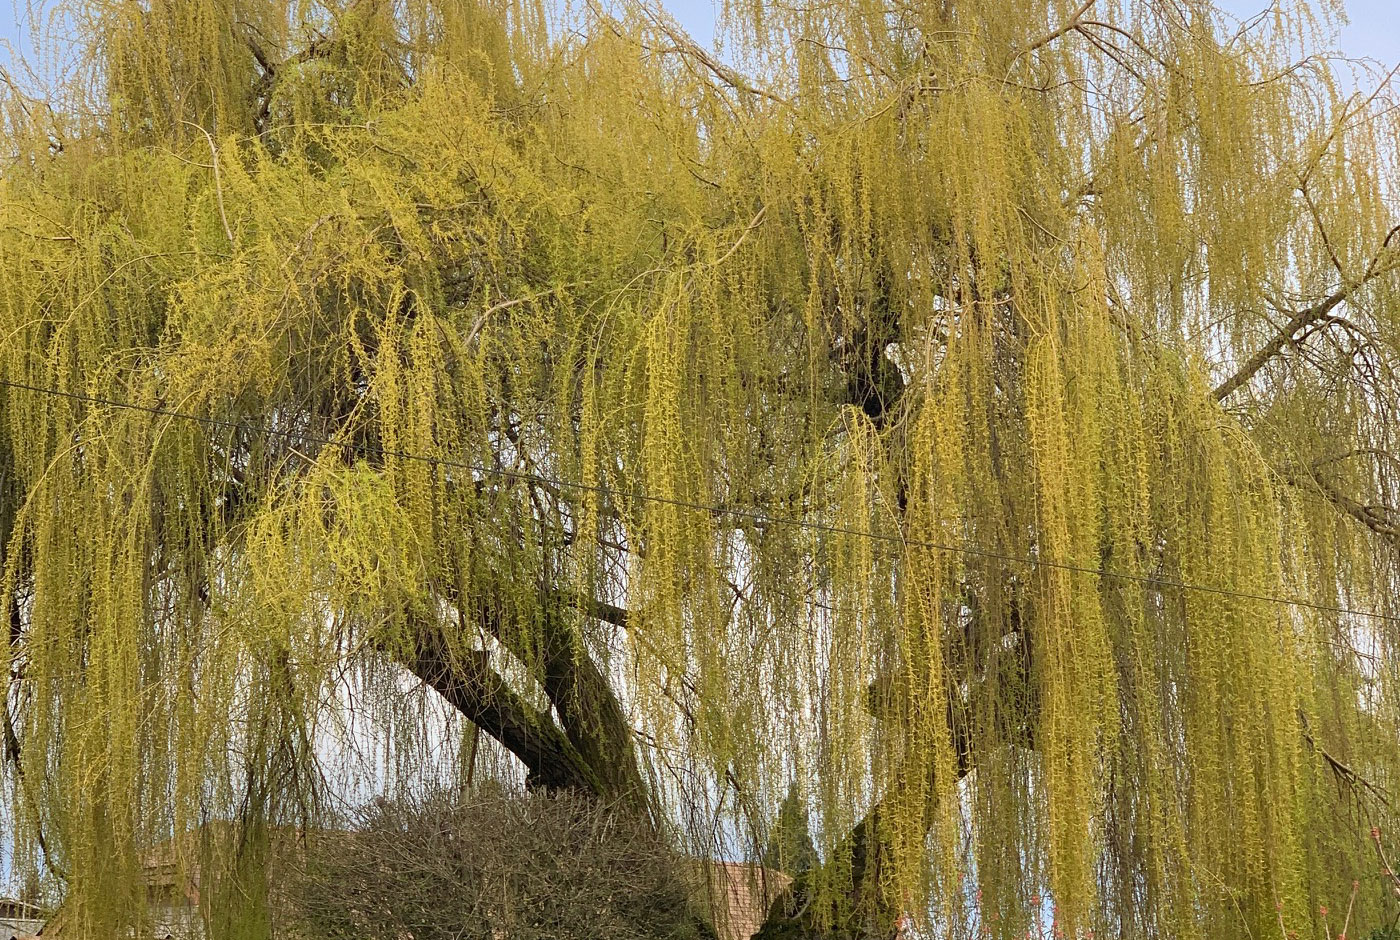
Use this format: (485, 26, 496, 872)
(637, 9, 792, 110)
(1024, 0, 1099, 55)
(3, 588, 67, 882)
(398, 622, 602, 794)
(534, 602, 653, 815)
(403, 579, 650, 812)
(1214, 289, 1355, 402)
(550, 587, 630, 630)
(1287, 465, 1400, 548)
(242, 32, 343, 132)
(1214, 224, 1400, 401)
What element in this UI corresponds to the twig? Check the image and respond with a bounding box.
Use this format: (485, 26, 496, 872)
(465, 281, 586, 345)
(181, 120, 235, 246)
(1299, 710, 1394, 810)
(1374, 826, 1400, 899)
(1298, 178, 1345, 280)
(707, 206, 766, 268)
(1340, 879, 1358, 940)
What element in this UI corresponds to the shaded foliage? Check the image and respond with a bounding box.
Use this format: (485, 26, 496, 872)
(762, 783, 817, 878)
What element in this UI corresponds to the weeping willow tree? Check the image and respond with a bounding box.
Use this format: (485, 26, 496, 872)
(1, 0, 1399, 936)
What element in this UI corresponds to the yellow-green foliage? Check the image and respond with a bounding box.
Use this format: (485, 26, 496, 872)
(1, 0, 1398, 937)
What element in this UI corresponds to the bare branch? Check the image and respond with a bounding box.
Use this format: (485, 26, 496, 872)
(637, 8, 792, 110)
(1024, 0, 1099, 56)
(1213, 230, 1399, 402)
(1289, 467, 1400, 548)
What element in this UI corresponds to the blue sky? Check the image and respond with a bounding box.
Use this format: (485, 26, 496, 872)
(660, 0, 1400, 66)
(0, 0, 1396, 70)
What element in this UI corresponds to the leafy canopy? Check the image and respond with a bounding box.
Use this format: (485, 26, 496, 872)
(1, 0, 1399, 937)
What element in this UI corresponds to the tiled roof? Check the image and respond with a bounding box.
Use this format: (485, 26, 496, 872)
(689, 860, 792, 940)
(0, 917, 43, 940)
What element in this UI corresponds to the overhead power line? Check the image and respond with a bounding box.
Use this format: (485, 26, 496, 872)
(1, 375, 1397, 624)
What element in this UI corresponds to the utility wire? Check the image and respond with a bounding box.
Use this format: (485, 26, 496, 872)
(1, 375, 1397, 624)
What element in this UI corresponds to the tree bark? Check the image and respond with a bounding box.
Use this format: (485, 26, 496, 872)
(399, 621, 607, 794)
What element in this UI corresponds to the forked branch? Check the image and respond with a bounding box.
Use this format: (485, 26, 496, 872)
(1213, 223, 1400, 401)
